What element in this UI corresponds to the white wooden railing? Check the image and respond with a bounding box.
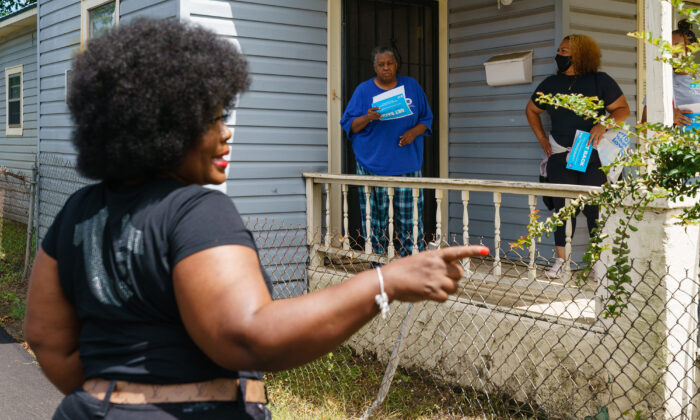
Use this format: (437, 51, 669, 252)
(304, 173, 601, 282)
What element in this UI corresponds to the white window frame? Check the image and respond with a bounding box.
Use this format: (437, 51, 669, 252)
(81, 0, 120, 48)
(5, 65, 23, 136)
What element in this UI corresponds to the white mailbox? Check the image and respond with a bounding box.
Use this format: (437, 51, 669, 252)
(483, 50, 533, 86)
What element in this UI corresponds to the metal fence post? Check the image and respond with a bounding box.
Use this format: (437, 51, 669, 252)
(21, 163, 37, 280)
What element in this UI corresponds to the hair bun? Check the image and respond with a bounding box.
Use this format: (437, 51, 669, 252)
(678, 19, 692, 32)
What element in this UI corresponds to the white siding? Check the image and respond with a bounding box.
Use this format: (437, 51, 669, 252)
(37, 0, 178, 238)
(0, 24, 37, 222)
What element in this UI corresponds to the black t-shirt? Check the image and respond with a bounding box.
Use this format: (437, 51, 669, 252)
(42, 178, 273, 384)
(531, 72, 624, 148)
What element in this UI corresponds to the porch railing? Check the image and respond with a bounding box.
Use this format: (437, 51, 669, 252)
(303, 172, 601, 282)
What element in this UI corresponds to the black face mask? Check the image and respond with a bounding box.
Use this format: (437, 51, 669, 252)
(555, 54, 572, 73)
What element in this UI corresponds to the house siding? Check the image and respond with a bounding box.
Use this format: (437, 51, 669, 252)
(447, 0, 637, 261)
(185, 0, 327, 297)
(37, 0, 178, 238)
(0, 24, 37, 223)
(567, 0, 638, 119)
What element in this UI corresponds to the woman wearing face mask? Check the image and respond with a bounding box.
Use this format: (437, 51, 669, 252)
(641, 19, 700, 126)
(525, 34, 630, 278)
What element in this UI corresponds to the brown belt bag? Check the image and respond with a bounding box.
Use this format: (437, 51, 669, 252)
(83, 377, 268, 405)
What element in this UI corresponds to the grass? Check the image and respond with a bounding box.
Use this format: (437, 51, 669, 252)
(0, 218, 30, 342)
(266, 346, 545, 419)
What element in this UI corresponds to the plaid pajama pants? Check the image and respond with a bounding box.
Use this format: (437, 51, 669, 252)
(356, 163, 425, 256)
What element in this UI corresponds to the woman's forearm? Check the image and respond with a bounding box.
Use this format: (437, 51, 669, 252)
(609, 107, 631, 125)
(351, 115, 371, 133)
(229, 269, 381, 371)
(33, 348, 84, 394)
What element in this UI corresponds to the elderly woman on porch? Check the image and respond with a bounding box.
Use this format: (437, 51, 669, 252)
(22, 19, 488, 419)
(525, 34, 631, 278)
(340, 45, 434, 256)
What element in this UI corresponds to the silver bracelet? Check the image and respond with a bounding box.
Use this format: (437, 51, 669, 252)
(375, 267, 390, 319)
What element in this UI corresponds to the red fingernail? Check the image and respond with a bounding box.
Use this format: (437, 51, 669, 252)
(479, 247, 490, 256)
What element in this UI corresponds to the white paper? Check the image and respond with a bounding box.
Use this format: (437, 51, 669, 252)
(677, 102, 700, 113)
(596, 130, 630, 167)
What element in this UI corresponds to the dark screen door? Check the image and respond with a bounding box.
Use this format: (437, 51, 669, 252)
(342, 0, 439, 247)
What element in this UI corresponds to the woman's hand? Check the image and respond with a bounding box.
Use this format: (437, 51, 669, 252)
(538, 137, 552, 157)
(366, 107, 382, 122)
(380, 245, 489, 302)
(674, 108, 693, 127)
(350, 107, 382, 133)
(399, 124, 429, 147)
(399, 130, 417, 146)
(588, 123, 607, 146)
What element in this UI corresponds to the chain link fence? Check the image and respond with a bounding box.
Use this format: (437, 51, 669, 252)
(257, 221, 699, 419)
(0, 167, 35, 278)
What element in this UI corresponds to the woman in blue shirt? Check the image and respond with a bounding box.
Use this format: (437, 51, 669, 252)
(340, 46, 433, 256)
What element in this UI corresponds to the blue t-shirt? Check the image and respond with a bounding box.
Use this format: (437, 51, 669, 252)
(340, 76, 433, 175)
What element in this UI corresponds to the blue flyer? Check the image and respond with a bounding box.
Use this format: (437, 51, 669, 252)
(678, 103, 700, 131)
(566, 130, 593, 172)
(372, 85, 413, 121)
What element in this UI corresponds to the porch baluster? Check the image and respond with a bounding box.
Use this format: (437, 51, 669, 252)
(435, 189, 443, 246)
(564, 197, 572, 282)
(412, 188, 419, 255)
(342, 184, 349, 251)
(364, 185, 372, 254)
(387, 187, 395, 258)
(462, 190, 470, 270)
(493, 192, 502, 276)
(528, 195, 537, 281)
(324, 183, 331, 247)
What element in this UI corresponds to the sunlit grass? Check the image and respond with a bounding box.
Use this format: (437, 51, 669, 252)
(0, 218, 30, 341)
(267, 346, 542, 419)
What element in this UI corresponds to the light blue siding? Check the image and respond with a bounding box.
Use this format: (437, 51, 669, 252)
(448, 0, 575, 260)
(568, 0, 638, 118)
(0, 22, 37, 222)
(184, 0, 327, 294)
(37, 0, 178, 238)
(448, 0, 637, 263)
(185, 1, 327, 220)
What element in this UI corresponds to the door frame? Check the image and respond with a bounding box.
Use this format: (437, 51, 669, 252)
(326, 0, 448, 241)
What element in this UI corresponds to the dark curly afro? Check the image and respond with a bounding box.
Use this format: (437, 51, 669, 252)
(68, 18, 249, 181)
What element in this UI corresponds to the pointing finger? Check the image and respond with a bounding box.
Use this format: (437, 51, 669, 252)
(438, 245, 489, 263)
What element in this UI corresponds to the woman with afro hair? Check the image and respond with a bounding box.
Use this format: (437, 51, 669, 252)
(23, 19, 488, 419)
(525, 34, 630, 279)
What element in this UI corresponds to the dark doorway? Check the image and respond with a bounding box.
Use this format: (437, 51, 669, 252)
(341, 0, 439, 248)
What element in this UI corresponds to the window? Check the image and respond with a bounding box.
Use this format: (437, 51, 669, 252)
(5, 65, 22, 136)
(81, 0, 119, 47)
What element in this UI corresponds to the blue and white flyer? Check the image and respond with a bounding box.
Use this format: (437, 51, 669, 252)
(566, 130, 593, 172)
(596, 130, 630, 167)
(372, 85, 413, 121)
(677, 103, 700, 131)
